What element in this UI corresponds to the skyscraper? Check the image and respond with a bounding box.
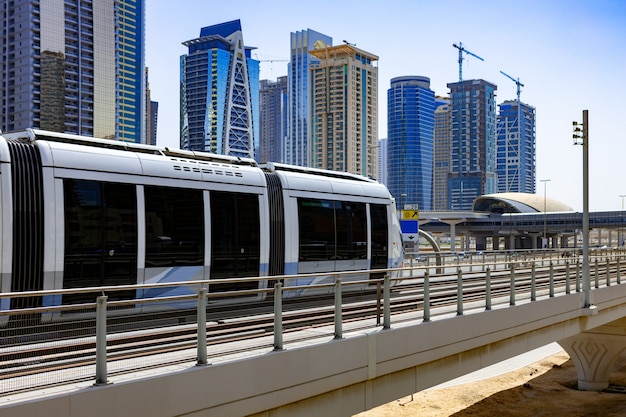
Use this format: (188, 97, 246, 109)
(433, 97, 451, 210)
(180, 20, 259, 158)
(1, 0, 146, 142)
(496, 100, 536, 193)
(259, 76, 287, 163)
(447, 79, 497, 210)
(387, 76, 435, 210)
(309, 43, 378, 177)
(286, 29, 332, 167)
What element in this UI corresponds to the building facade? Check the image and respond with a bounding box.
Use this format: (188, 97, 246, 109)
(433, 97, 451, 210)
(308, 43, 378, 177)
(259, 76, 287, 163)
(180, 20, 259, 158)
(1, 0, 146, 142)
(496, 100, 536, 193)
(286, 29, 332, 167)
(387, 76, 435, 210)
(447, 79, 497, 210)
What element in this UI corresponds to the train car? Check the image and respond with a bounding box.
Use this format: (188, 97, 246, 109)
(0, 129, 403, 313)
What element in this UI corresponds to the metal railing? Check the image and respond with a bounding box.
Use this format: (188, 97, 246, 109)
(1, 249, 625, 395)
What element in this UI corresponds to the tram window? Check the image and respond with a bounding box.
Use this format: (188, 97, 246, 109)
(297, 198, 367, 261)
(336, 202, 367, 259)
(370, 204, 389, 270)
(63, 179, 137, 303)
(210, 191, 260, 289)
(144, 186, 204, 267)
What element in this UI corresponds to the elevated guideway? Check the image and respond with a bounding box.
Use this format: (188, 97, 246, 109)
(419, 210, 626, 251)
(3, 252, 626, 416)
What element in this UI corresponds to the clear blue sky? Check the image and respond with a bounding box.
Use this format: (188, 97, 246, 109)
(146, 0, 626, 212)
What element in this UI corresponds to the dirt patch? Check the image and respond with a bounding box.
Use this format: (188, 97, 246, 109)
(356, 351, 626, 417)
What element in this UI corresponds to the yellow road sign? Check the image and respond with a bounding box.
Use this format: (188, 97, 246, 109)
(401, 210, 419, 220)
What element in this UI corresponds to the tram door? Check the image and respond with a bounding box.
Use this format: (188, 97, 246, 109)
(63, 179, 137, 304)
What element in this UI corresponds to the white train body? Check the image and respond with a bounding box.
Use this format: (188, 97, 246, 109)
(0, 130, 403, 311)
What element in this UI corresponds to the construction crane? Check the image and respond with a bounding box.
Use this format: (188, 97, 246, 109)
(254, 54, 289, 78)
(452, 42, 484, 83)
(500, 70, 524, 103)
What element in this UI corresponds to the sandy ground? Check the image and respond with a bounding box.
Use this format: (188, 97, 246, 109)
(356, 350, 626, 417)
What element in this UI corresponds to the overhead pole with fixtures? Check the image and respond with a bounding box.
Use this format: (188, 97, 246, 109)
(573, 110, 593, 309)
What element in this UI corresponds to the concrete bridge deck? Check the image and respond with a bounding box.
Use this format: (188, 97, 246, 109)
(2, 255, 626, 416)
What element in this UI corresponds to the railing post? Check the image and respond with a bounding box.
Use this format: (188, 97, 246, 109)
(485, 267, 492, 310)
(618, 258, 621, 285)
(95, 295, 108, 385)
(197, 288, 208, 366)
(334, 278, 343, 339)
(273, 283, 283, 350)
(594, 258, 599, 288)
(509, 264, 516, 306)
(549, 261, 555, 297)
(456, 268, 463, 316)
(576, 259, 581, 292)
(531, 263, 536, 301)
(565, 261, 571, 294)
(606, 258, 611, 287)
(423, 271, 430, 322)
(383, 274, 391, 329)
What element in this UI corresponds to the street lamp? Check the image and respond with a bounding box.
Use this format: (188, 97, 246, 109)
(540, 179, 551, 249)
(573, 110, 592, 308)
(617, 195, 626, 246)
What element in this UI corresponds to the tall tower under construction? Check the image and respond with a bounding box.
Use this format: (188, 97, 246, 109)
(447, 79, 497, 210)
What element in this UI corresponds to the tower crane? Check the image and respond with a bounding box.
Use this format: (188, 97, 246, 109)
(452, 42, 484, 83)
(500, 70, 524, 103)
(254, 54, 289, 78)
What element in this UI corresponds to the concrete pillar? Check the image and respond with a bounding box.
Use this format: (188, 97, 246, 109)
(475, 236, 487, 251)
(441, 219, 464, 253)
(559, 319, 626, 391)
(508, 234, 515, 251)
(529, 233, 539, 250)
(492, 236, 500, 251)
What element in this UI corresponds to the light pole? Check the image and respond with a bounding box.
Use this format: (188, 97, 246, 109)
(540, 179, 551, 249)
(617, 194, 626, 246)
(573, 110, 591, 308)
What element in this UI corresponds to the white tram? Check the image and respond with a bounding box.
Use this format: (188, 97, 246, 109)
(0, 129, 403, 311)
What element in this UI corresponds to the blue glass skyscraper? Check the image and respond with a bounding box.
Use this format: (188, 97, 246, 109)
(387, 76, 435, 210)
(447, 79, 497, 210)
(180, 20, 259, 158)
(286, 29, 332, 166)
(496, 100, 536, 193)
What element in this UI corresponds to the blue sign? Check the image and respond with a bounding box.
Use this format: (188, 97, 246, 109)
(400, 220, 418, 234)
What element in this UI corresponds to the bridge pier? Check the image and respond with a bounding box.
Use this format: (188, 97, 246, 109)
(559, 317, 626, 391)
